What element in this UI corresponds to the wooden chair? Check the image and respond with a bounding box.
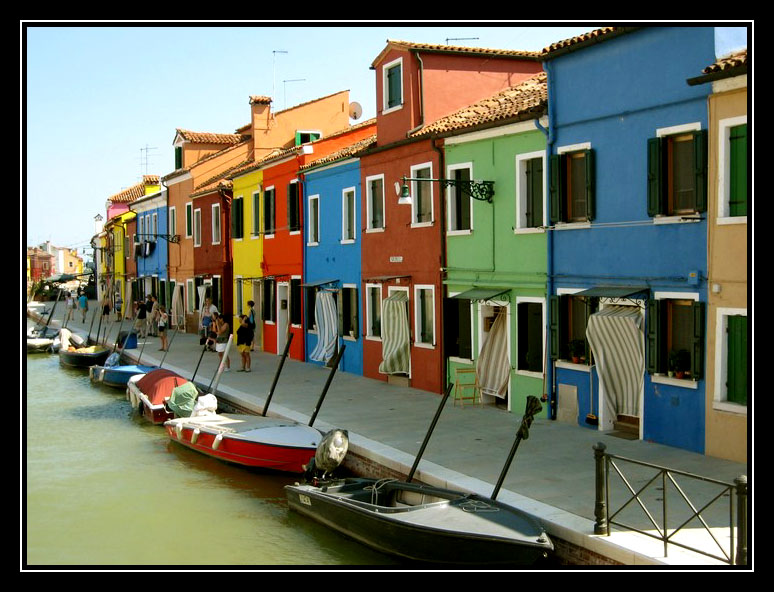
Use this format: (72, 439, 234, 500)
(453, 367, 482, 407)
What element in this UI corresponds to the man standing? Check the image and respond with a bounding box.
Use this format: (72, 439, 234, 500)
(134, 298, 147, 338)
(78, 291, 89, 323)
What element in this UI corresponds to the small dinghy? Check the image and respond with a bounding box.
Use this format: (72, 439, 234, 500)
(285, 395, 553, 566)
(27, 337, 55, 353)
(91, 356, 158, 388)
(57, 328, 110, 369)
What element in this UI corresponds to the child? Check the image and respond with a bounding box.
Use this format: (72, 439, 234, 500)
(236, 315, 254, 372)
(158, 305, 169, 351)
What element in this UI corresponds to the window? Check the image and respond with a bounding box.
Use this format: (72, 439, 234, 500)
(252, 191, 261, 236)
(290, 278, 302, 326)
(235, 278, 243, 317)
(306, 287, 318, 332)
(151, 213, 157, 239)
(366, 284, 382, 338)
(288, 181, 300, 233)
(516, 152, 546, 230)
(308, 194, 320, 245)
(193, 208, 202, 247)
(186, 278, 195, 313)
(169, 206, 177, 239)
(263, 278, 276, 322)
(719, 117, 748, 219)
(341, 286, 358, 339)
(550, 147, 595, 224)
(410, 163, 433, 226)
(232, 196, 244, 239)
(444, 297, 472, 360)
(342, 187, 356, 242)
(211, 203, 221, 244)
(185, 202, 193, 238)
(721, 312, 747, 406)
(383, 58, 403, 113)
(648, 126, 707, 217)
(447, 164, 472, 233)
(414, 285, 435, 346)
(296, 131, 321, 145)
(517, 300, 544, 373)
(647, 296, 705, 380)
(366, 175, 385, 230)
(138, 215, 145, 241)
(264, 187, 275, 235)
(550, 294, 598, 363)
(175, 146, 183, 170)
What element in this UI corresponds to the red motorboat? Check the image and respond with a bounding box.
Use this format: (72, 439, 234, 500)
(127, 368, 198, 425)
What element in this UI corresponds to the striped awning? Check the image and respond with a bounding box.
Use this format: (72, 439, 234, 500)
(476, 309, 509, 399)
(586, 305, 644, 420)
(378, 291, 410, 375)
(309, 290, 338, 362)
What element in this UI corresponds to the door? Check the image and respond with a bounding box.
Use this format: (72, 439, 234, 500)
(252, 280, 263, 349)
(277, 282, 289, 355)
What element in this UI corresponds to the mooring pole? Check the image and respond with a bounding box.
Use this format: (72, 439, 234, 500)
(262, 331, 294, 417)
(407, 383, 453, 483)
(308, 345, 346, 427)
(593, 442, 608, 535)
(491, 396, 542, 500)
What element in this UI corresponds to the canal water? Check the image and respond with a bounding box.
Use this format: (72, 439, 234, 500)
(24, 342, 399, 568)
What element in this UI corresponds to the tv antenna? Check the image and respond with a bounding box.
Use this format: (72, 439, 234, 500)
(445, 37, 479, 45)
(272, 50, 288, 103)
(283, 78, 305, 110)
(139, 144, 157, 176)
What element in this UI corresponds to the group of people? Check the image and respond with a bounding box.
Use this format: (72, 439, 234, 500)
(200, 298, 256, 373)
(64, 290, 90, 324)
(130, 294, 170, 351)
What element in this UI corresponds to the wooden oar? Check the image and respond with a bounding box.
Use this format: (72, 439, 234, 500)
(491, 395, 542, 500)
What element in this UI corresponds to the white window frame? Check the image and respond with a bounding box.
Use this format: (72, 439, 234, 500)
(447, 290, 474, 364)
(193, 208, 202, 247)
(341, 186, 357, 244)
(290, 275, 303, 328)
(211, 203, 221, 245)
(515, 296, 546, 378)
(186, 278, 195, 313)
(365, 174, 386, 232)
(264, 185, 275, 239)
(413, 284, 435, 348)
(138, 215, 145, 241)
(717, 115, 747, 224)
(410, 162, 434, 228)
(151, 212, 158, 240)
(169, 206, 177, 239)
(308, 194, 320, 246)
(446, 162, 473, 235)
(650, 290, 700, 389)
(365, 283, 383, 341)
(342, 283, 358, 341)
(382, 57, 403, 115)
(515, 150, 547, 233)
(252, 190, 261, 239)
(185, 202, 193, 238)
(713, 307, 747, 414)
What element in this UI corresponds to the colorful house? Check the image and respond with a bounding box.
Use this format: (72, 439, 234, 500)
(300, 125, 377, 375)
(541, 27, 716, 453)
(408, 72, 550, 415)
(687, 49, 748, 463)
(359, 40, 544, 395)
(130, 187, 172, 310)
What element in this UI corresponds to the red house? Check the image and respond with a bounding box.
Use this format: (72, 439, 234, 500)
(359, 40, 543, 394)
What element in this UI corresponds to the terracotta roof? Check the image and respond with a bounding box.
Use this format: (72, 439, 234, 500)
(249, 95, 273, 105)
(107, 175, 160, 204)
(300, 135, 377, 170)
(687, 48, 748, 86)
(409, 72, 547, 139)
(176, 129, 250, 145)
(540, 27, 638, 58)
(372, 39, 541, 68)
(190, 159, 253, 198)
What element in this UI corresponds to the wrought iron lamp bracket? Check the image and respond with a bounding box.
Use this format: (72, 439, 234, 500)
(401, 176, 494, 203)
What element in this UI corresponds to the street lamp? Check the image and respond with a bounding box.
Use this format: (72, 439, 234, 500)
(398, 175, 495, 204)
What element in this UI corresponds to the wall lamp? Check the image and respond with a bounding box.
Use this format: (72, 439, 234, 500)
(135, 233, 181, 244)
(398, 176, 494, 205)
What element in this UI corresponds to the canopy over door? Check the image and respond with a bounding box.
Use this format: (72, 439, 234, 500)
(586, 305, 644, 421)
(476, 309, 509, 399)
(378, 291, 410, 375)
(309, 290, 338, 363)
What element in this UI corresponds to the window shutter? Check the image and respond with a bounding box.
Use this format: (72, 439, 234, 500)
(175, 146, 182, 170)
(646, 299, 663, 374)
(726, 316, 747, 404)
(647, 137, 664, 217)
(691, 300, 705, 380)
(549, 154, 563, 224)
(729, 124, 747, 216)
(584, 149, 595, 221)
(526, 157, 543, 227)
(693, 129, 708, 213)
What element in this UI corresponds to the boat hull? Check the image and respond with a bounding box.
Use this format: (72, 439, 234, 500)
(90, 364, 157, 388)
(126, 376, 175, 425)
(164, 414, 321, 474)
(285, 479, 553, 566)
(59, 347, 111, 368)
(27, 338, 54, 353)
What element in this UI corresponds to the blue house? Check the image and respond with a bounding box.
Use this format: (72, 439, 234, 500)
(541, 27, 716, 453)
(131, 188, 171, 307)
(300, 136, 375, 376)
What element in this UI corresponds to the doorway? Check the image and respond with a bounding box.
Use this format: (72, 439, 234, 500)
(477, 301, 511, 410)
(277, 281, 289, 354)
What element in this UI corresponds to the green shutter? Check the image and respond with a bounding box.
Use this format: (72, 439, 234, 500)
(691, 301, 705, 380)
(175, 146, 182, 170)
(526, 157, 544, 228)
(647, 137, 664, 217)
(584, 149, 595, 221)
(726, 315, 747, 405)
(693, 129, 708, 213)
(387, 64, 401, 108)
(549, 154, 563, 224)
(729, 124, 748, 217)
(647, 299, 663, 374)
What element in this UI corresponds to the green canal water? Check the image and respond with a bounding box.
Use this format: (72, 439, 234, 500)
(24, 346, 399, 568)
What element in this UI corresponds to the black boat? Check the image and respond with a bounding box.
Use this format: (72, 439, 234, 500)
(57, 328, 111, 369)
(285, 395, 553, 566)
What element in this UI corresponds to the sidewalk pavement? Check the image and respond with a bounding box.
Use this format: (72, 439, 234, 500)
(28, 300, 750, 567)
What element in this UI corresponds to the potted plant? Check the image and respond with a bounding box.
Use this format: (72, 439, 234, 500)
(568, 339, 586, 364)
(668, 350, 678, 377)
(670, 349, 691, 379)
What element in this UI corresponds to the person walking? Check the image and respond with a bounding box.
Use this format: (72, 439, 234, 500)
(134, 298, 147, 338)
(246, 300, 256, 351)
(236, 315, 254, 372)
(214, 313, 231, 371)
(101, 294, 111, 323)
(64, 292, 75, 323)
(78, 291, 89, 323)
(157, 305, 169, 351)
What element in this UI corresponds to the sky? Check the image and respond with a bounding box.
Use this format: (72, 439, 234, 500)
(22, 22, 750, 261)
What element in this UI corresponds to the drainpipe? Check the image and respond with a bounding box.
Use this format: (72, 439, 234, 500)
(535, 59, 556, 420)
(432, 137, 447, 393)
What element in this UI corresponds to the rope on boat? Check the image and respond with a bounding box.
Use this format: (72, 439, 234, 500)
(365, 478, 398, 505)
(459, 499, 500, 513)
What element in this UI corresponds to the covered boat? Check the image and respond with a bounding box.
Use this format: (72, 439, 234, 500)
(127, 368, 197, 425)
(285, 395, 553, 566)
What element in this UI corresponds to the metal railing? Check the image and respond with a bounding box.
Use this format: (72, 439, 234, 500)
(593, 442, 747, 565)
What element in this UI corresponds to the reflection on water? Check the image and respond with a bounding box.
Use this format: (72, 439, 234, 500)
(24, 348, 398, 568)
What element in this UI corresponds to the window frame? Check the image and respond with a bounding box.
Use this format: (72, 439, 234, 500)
(515, 150, 547, 233)
(169, 206, 177, 239)
(365, 174, 386, 232)
(264, 185, 276, 238)
(550, 143, 594, 227)
(288, 180, 301, 235)
(713, 307, 747, 412)
(193, 208, 202, 247)
(444, 292, 473, 363)
(211, 203, 221, 245)
(232, 195, 244, 241)
(550, 288, 598, 367)
(413, 284, 436, 348)
(341, 186, 357, 243)
(185, 202, 193, 238)
(252, 190, 261, 238)
(516, 296, 546, 377)
(446, 162, 473, 235)
(341, 284, 359, 340)
(410, 162, 434, 227)
(382, 57, 403, 115)
(290, 276, 302, 327)
(365, 283, 383, 340)
(308, 194, 320, 246)
(717, 115, 748, 223)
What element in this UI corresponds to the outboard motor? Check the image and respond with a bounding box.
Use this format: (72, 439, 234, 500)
(303, 429, 349, 484)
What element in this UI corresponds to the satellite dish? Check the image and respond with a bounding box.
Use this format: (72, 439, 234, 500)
(349, 101, 363, 120)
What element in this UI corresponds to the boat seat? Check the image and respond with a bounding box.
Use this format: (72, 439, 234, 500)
(453, 368, 482, 407)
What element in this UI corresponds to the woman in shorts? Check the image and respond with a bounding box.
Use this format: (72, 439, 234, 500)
(236, 315, 254, 372)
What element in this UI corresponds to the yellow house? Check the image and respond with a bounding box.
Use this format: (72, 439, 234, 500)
(689, 49, 748, 463)
(103, 210, 136, 317)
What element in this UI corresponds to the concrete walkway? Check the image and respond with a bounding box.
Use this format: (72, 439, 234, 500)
(28, 301, 749, 567)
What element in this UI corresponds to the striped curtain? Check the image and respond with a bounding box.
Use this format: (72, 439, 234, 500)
(310, 290, 338, 362)
(378, 291, 410, 375)
(476, 309, 509, 399)
(171, 284, 184, 328)
(586, 305, 644, 419)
